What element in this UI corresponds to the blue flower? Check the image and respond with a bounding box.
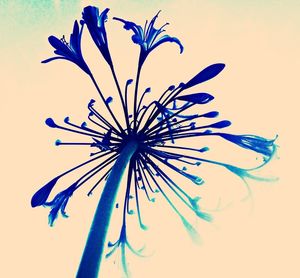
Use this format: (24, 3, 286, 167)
(216, 133, 278, 157)
(33, 5, 278, 278)
(114, 11, 184, 65)
(82, 6, 112, 66)
(44, 186, 75, 227)
(42, 20, 91, 75)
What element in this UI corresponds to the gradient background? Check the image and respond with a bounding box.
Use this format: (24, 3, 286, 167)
(1, 1, 299, 277)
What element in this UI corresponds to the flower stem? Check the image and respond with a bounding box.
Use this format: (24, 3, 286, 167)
(110, 65, 131, 133)
(133, 57, 143, 131)
(77, 141, 138, 278)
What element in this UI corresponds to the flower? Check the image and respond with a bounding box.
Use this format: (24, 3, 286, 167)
(42, 20, 91, 74)
(114, 11, 184, 66)
(82, 6, 112, 66)
(32, 6, 278, 278)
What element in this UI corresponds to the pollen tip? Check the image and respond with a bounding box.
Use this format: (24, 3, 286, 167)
(126, 79, 133, 87)
(199, 147, 209, 153)
(194, 177, 204, 185)
(45, 118, 57, 128)
(88, 99, 96, 107)
(128, 209, 135, 215)
(105, 96, 113, 104)
(55, 139, 61, 146)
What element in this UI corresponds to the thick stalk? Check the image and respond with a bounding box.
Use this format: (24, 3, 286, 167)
(77, 141, 138, 278)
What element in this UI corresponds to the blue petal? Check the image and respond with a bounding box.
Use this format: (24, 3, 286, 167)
(48, 36, 70, 54)
(113, 17, 144, 42)
(43, 25, 90, 74)
(46, 189, 74, 226)
(184, 63, 225, 89)
(202, 111, 219, 118)
(82, 6, 112, 64)
(209, 120, 231, 129)
(219, 133, 277, 157)
(48, 206, 60, 226)
(69, 21, 80, 52)
(151, 34, 184, 54)
(176, 93, 214, 104)
(41, 56, 67, 64)
(31, 177, 59, 207)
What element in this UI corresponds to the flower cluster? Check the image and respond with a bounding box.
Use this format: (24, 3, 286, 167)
(32, 5, 277, 277)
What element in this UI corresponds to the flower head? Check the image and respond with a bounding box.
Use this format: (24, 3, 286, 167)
(82, 6, 112, 66)
(42, 20, 91, 74)
(114, 11, 184, 66)
(33, 6, 278, 277)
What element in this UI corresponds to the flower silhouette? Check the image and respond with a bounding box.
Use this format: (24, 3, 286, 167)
(42, 20, 91, 74)
(32, 5, 277, 278)
(114, 11, 183, 66)
(82, 6, 113, 66)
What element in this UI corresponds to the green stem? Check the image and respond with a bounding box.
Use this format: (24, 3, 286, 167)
(77, 141, 138, 278)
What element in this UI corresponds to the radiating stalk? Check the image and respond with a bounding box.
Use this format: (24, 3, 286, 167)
(133, 56, 143, 131)
(77, 141, 138, 278)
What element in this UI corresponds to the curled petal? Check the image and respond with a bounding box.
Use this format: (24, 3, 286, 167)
(151, 34, 184, 54)
(45, 188, 74, 226)
(114, 12, 183, 62)
(225, 164, 279, 183)
(181, 216, 201, 244)
(219, 133, 277, 157)
(42, 21, 91, 74)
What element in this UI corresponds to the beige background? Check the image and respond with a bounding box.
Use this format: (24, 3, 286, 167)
(0, 0, 299, 277)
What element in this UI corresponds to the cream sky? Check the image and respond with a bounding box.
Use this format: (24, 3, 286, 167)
(1, 1, 299, 277)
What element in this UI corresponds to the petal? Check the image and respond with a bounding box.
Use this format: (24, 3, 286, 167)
(82, 6, 110, 32)
(184, 63, 225, 89)
(82, 6, 111, 64)
(209, 120, 231, 129)
(151, 34, 184, 53)
(48, 36, 70, 54)
(31, 177, 59, 207)
(48, 205, 60, 226)
(69, 20, 80, 51)
(41, 56, 67, 64)
(176, 92, 214, 104)
(201, 111, 219, 118)
(218, 133, 277, 157)
(114, 17, 144, 45)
